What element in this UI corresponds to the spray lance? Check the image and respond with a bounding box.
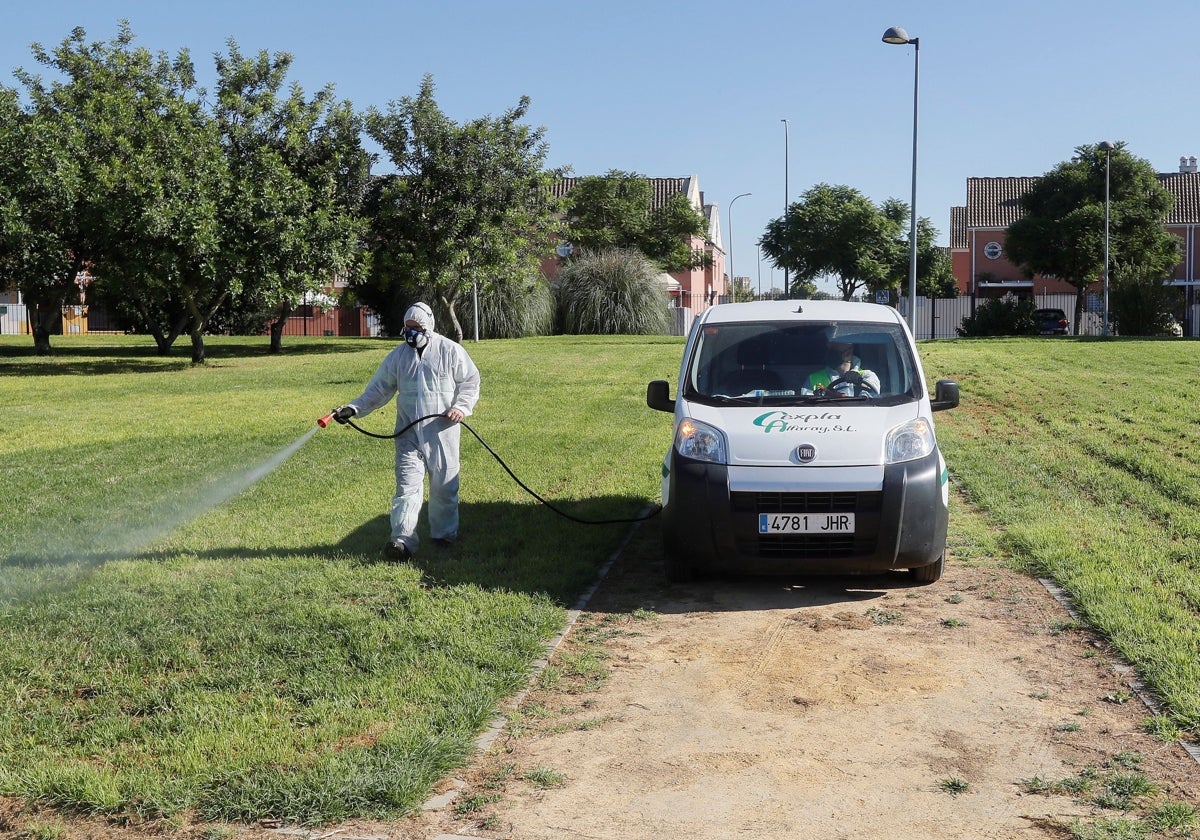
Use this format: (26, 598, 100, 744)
(315, 408, 659, 525)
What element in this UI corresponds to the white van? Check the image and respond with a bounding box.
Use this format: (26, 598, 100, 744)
(646, 299, 959, 583)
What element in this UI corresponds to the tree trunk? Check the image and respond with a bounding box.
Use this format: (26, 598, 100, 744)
(440, 291, 463, 343)
(1073, 286, 1087, 337)
(269, 302, 291, 354)
(190, 329, 206, 365)
(151, 328, 172, 356)
(31, 306, 62, 355)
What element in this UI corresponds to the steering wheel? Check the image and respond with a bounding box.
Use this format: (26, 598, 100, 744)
(824, 370, 863, 392)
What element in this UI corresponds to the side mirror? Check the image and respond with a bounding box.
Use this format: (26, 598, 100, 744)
(930, 379, 959, 412)
(647, 380, 675, 413)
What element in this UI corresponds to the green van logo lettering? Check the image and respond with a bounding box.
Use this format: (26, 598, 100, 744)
(753, 410, 845, 434)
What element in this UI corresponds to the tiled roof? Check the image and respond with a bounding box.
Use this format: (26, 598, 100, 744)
(949, 206, 966, 250)
(553, 176, 695, 212)
(1158, 172, 1200, 224)
(961, 173, 1200, 230)
(964, 177, 1039, 228)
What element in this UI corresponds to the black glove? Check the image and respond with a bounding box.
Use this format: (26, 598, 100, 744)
(837, 370, 863, 385)
(333, 405, 357, 424)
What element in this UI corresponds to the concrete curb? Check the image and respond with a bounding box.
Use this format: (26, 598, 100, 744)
(1038, 577, 1200, 765)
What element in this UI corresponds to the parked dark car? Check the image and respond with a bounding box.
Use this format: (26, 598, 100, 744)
(1034, 308, 1069, 335)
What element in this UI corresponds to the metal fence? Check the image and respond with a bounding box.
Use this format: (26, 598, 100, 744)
(901, 293, 1101, 339)
(2, 294, 1190, 341)
(0, 303, 25, 336)
(672, 292, 1108, 340)
(898, 292, 1192, 339)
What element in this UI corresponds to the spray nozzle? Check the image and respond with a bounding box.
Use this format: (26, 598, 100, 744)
(317, 410, 337, 429)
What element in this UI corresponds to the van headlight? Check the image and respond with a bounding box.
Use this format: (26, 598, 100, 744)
(675, 418, 727, 464)
(885, 418, 935, 464)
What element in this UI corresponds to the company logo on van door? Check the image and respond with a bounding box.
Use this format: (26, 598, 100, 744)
(753, 410, 856, 435)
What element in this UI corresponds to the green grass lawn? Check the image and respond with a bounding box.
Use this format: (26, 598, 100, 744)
(2, 331, 1199, 827)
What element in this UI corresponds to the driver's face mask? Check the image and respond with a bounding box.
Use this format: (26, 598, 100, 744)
(404, 326, 429, 350)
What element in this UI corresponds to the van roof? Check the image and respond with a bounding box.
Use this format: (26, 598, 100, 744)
(698, 299, 907, 327)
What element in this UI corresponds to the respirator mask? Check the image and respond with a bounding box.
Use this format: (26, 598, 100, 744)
(404, 327, 429, 350)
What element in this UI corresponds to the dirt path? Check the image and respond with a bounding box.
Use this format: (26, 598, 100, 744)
(408, 519, 1200, 840)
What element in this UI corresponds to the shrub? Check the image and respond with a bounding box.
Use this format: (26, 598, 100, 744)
(455, 272, 555, 339)
(1109, 276, 1181, 337)
(956, 295, 1038, 337)
(553, 248, 670, 335)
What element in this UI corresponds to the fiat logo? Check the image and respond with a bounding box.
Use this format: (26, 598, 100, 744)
(796, 444, 817, 463)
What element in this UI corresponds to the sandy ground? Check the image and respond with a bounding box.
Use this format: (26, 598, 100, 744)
(7, 516, 1200, 840)
(406, 521, 1200, 840)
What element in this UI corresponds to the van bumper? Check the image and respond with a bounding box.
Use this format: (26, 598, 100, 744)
(663, 450, 948, 576)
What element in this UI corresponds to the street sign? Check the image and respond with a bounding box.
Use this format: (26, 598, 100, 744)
(875, 290, 888, 304)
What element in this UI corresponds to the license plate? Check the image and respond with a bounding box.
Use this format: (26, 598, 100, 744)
(758, 513, 855, 534)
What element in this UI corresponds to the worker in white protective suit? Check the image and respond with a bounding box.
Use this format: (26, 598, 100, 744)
(331, 302, 481, 561)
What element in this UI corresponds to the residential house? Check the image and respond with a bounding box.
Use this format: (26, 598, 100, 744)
(949, 157, 1200, 328)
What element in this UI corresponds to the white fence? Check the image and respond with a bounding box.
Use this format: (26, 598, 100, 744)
(671, 292, 1110, 341)
(899, 292, 1200, 339)
(900, 293, 1107, 339)
(0, 303, 25, 336)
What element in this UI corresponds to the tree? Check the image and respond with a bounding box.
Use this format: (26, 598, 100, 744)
(880, 201, 957, 300)
(1110, 269, 1181, 336)
(209, 42, 370, 353)
(0, 86, 87, 355)
(5, 24, 370, 362)
(1005, 142, 1179, 335)
(359, 75, 562, 342)
(562, 171, 709, 272)
(12, 23, 228, 362)
(760, 184, 903, 301)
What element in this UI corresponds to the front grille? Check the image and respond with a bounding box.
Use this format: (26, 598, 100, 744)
(733, 490, 879, 514)
(756, 532, 860, 557)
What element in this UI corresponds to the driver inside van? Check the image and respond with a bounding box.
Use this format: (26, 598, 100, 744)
(801, 340, 881, 398)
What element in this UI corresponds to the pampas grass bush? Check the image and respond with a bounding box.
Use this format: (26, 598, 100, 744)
(554, 248, 670, 335)
(454, 272, 555, 339)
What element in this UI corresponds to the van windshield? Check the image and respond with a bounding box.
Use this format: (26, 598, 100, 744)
(682, 320, 920, 406)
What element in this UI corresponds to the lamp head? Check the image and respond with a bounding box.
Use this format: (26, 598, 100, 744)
(882, 26, 913, 45)
(1098, 140, 1116, 153)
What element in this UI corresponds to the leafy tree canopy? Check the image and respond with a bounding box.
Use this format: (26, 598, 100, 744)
(760, 184, 902, 301)
(0, 22, 369, 360)
(562, 170, 709, 273)
(359, 75, 562, 341)
(760, 184, 952, 303)
(1005, 141, 1179, 334)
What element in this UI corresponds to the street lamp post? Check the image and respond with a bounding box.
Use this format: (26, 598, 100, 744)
(781, 118, 789, 296)
(757, 244, 762, 299)
(882, 26, 920, 335)
(1098, 140, 1115, 337)
(728, 192, 751, 299)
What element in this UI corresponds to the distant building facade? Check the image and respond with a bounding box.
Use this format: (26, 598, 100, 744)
(950, 156, 1200, 309)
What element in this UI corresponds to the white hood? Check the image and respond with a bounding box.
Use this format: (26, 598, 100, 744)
(685, 401, 922, 468)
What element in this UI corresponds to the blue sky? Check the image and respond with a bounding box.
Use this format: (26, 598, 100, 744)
(4, 0, 1197, 295)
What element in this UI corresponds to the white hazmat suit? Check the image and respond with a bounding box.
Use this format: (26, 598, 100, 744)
(346, 303, 481, 555)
